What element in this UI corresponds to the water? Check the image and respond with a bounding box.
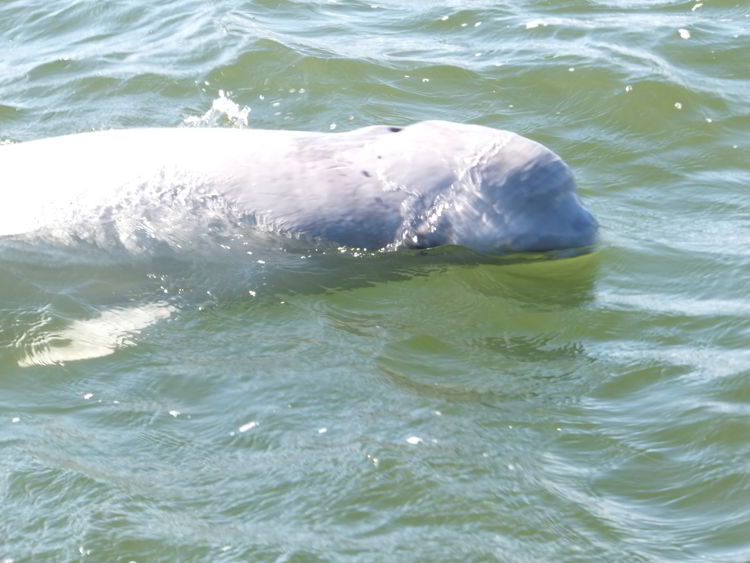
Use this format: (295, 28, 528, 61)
(1, 0, 749, 560)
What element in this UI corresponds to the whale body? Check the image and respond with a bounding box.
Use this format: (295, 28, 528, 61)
(0, 121, 597, 254)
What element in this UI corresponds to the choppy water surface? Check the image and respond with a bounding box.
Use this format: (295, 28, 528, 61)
(1, 0, 749, 561)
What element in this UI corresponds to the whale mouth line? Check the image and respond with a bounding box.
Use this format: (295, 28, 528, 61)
(404, 243, 599, 266)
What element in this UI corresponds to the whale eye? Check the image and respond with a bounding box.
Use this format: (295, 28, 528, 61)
(388, 127, 402, 133)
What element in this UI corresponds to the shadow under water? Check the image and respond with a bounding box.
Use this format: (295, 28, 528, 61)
(0, 231, 600, 369)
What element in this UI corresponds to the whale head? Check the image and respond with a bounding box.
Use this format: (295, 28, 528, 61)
(409, 131, 598, 254)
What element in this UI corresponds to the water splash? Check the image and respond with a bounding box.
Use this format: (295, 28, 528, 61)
(183, 90, 251, 128)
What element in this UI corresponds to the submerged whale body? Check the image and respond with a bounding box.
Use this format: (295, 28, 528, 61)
(0, 121, 597, 254)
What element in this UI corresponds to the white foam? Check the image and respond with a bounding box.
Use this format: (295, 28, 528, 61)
(183, 90, 250, 128)
(524, 20, 548, 29)
(18, 302, 175, 367)
(238, 421, 258, 433)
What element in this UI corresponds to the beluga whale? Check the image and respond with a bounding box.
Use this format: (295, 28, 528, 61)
(0, 121, 597, 255)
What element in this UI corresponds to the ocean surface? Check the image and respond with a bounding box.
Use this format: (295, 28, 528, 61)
(1, 0, 749, 561)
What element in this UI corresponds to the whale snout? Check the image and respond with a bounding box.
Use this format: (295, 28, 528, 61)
(506, 193, 598, 253)
(435, 136, 598, 255)
(496, 152, 598, 253)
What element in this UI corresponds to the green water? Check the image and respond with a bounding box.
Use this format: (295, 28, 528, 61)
(2, 0, 750, 561)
